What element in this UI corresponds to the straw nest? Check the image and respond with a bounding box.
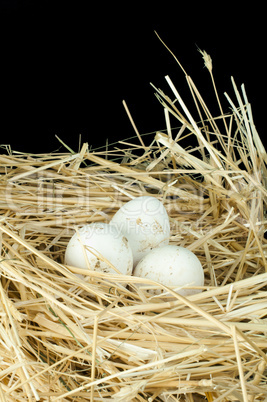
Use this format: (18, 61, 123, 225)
(0, 47, 267, 402)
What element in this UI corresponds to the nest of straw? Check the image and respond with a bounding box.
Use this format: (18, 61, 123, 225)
(1, 48, 267, 402)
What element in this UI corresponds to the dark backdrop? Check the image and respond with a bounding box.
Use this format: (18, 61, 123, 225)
(0, 1, 265, 154)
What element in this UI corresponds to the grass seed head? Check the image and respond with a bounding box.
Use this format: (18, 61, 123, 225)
(198, 48, 213, 73)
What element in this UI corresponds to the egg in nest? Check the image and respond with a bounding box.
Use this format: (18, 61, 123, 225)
(110, 196, 170, 266)
(65, 222, 133, 276)
(133, 245, 204, 297)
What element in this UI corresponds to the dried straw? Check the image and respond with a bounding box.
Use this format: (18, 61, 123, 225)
(0, 44, 267, 401)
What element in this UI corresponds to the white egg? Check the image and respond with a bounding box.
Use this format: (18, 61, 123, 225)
(110, 196, 170, 266)
(133, 245, 204, 296)
(65, 222, 133, 276)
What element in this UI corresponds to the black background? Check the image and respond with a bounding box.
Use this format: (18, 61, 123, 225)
(0, 1, 266, 154)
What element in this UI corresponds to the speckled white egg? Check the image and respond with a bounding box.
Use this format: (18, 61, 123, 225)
(110, 196, 170, 266)
(133, 245, 204, 296)
(65, 222, 133, 275)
